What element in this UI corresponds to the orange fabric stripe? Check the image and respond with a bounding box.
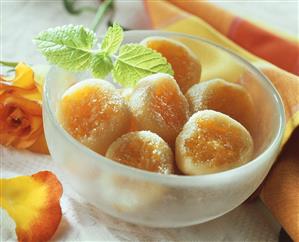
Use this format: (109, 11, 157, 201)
(260, 127, 299, 242)
(168, 0, 234, 34)
(143, 0, 188, 29)
(166, 0, 299, 76)
(229, 18, 299, 75)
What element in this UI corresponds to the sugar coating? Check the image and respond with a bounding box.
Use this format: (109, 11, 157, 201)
(141, 36, 201, 93)
(128, 73, 190, 148)
(119, 87, 133, 102)
(176, 110, 254, 175)
(106, 131, 174, 174)
(58, 78, 131, 155)
(185, 78, 255, 134)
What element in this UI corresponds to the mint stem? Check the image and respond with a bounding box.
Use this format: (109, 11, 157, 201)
(0, 60, 18, 68)
(91, 0, 114, 32)
(63, 0, 97, 15)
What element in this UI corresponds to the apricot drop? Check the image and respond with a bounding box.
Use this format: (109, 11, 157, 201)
(176, 110, 254, 175)
(106, 131, 174, 174)
(128, 73, 190, 147)
(185, 78, 255, 133)
(58, 79, 130, 155)
(141, 37, 201, 93)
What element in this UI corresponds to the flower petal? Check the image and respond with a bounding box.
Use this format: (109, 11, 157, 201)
(11, 115, 43, 149)
(0, 63, 47, 153)
(0, 171, 63, 242)
(28, 132, 49, 154)
(0, 82, 42, 102)
(12, 63, 36, 90)
(0, 91, 43, 149)
(0, 92, 42, 116)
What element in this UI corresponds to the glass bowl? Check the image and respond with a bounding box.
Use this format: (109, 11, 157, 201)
(43, 31, 285, 228)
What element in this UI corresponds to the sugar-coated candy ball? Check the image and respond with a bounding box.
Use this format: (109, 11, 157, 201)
(106, 131, 174, 174)
(141, 36, 201, 93)
(128, 73, 190, 147)
(176, 110, 254, 175)
(185, 78, 255, 133)
(58, 79, 131, 155)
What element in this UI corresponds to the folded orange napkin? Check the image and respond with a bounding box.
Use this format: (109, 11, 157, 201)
(143, 0, 299, 240)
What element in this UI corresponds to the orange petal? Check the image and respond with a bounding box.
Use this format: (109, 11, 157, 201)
(0, 171, 63, 242)
(0, 82, 42, 102)
(0, 91, 43, 150)
(28, 132, 49, 154)
(11, 115, 43, 149)
(0, 92, 42, 116)
(12, 63, 36, 90)
(0, 132, 16, 146)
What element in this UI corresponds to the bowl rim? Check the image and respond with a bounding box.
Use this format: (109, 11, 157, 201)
(44, 30, 286, 185)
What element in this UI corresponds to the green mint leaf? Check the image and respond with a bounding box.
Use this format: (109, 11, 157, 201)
(91, 53, 113, 78)
(112, 44, 174, 87)
(34, 25, 96, 71)
(101, 23, 123, 55)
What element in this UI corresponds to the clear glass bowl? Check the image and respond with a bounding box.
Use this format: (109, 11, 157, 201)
(43, 31, 285, 227)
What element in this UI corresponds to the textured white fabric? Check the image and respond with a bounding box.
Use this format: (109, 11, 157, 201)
(1, 0, 296, 241)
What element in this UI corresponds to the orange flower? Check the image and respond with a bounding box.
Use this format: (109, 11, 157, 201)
(0, 63, 48, 153)
(0, 171, 63, 242)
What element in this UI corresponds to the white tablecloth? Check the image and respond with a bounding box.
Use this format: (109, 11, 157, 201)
(1, 0, 297, 241)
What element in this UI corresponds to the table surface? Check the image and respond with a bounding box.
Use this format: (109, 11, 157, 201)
(1, 0, 298, 241)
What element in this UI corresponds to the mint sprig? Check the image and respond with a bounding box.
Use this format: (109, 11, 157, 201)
(34, 25, 96, 71)
(113, 44, 173, 87)
(34, 23, 173, 87)
(91, 53, 113, 78)
(101, 22, 123, 54)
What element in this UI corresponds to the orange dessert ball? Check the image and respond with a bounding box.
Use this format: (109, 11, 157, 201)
(106, 131, 174, 174)
(141, 37, 201, 93)
(185, 78, 255, 133)
(128, 73, 190, 147)
(58, 79, 130, 155)
(176, 110, 254, 175)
